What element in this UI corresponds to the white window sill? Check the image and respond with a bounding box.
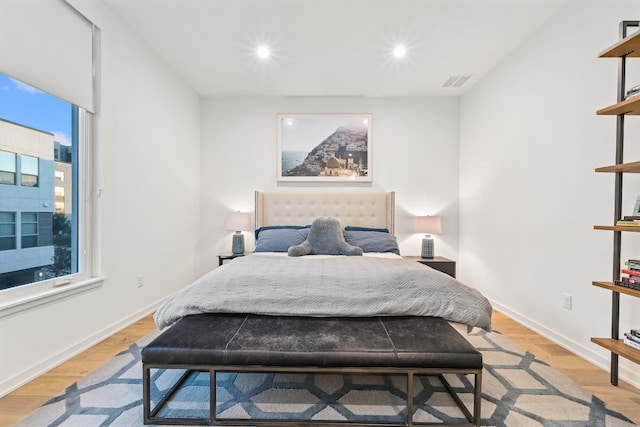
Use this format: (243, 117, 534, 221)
(0, 276, 106, 319)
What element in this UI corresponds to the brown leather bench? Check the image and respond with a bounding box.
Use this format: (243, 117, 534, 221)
(142, 314, 482, 426)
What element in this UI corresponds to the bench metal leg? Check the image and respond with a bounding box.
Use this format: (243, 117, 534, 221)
(143, 365, 482, 427)
(211, 369, 217, 425)
(407, 371, 414, 427)
(474, 371, 482, 427)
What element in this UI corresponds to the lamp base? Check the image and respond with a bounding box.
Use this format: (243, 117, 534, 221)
(421, 235, 434, 259)
(232, 233, 245, 255)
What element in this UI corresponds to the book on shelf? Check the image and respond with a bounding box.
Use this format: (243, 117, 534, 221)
(614, 279, 640, 291)
(615, 220, 640, 226)
(626, 85, 640, 99)
(621, 275, 638, 283)
(623, 216, 640, 220)
(612, 259, 640, 290)
(621, 268, 640, 277)
(623, 337, 640, 350)
(627, 91, 640, 99)
(625, 333, 640, 344)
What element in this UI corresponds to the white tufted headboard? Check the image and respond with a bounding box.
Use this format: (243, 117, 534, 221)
(255, 191, 395, 234)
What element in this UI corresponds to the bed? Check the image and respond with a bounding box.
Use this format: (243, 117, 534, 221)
(142, 191, 491, 426)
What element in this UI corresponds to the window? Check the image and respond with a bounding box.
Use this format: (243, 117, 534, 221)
(19, 212, 51, 249)
(20, 155, 39, 187)
(0, 151, 16, 185)
(0, 212, 16, 251)
(0, 1, 100, 314)
(0, 74, 83, 291)
(21, 212, 38, 248)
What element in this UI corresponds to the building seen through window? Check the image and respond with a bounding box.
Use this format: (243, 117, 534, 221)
(0, 73, 78, 290)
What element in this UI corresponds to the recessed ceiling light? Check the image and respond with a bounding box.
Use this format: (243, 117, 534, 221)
(256, 45, 270, 60)
(393, 45, 407, 58)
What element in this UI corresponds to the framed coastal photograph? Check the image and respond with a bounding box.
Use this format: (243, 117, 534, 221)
(277, 113, 372, 182)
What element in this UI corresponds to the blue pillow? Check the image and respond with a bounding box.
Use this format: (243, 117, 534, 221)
(255, 225, 310, 240)
(343, 230, 400, 254)
(254, 228, 311, 252)
(344, 226, 389, 233)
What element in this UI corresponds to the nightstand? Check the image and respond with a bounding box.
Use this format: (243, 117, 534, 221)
(404, 256, 456, 278)
(218, 253, 249, 266)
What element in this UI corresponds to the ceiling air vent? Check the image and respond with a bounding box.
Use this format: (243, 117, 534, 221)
(442, 75, 471, 88)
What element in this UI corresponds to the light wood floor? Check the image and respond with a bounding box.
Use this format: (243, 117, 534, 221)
(1, 310, 639, 426)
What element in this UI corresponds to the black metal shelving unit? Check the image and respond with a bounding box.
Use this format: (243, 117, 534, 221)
(594, 20, 640, 386)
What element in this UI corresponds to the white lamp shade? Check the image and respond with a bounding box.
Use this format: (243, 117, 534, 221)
(415, 216, 442, 234)
(225, 212, 251, 231)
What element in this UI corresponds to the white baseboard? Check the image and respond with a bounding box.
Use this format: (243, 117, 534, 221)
(491, 298, 640, 389)
(0, 298, 165, 398)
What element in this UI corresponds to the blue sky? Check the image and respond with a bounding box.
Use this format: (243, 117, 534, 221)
(0, 73, 72, 146)
(280, 114, 370, 152)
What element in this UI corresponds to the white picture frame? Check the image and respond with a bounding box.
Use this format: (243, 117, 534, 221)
(277, 113, 372, 182)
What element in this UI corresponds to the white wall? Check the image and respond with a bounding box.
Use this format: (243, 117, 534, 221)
(459, 0, 640, 386)
(0, 4, 201, 396)
(199, 97, 460, 275)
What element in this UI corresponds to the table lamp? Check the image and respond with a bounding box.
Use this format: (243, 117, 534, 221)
(415, 216, 442, 259)
(226, 212, 251, 255)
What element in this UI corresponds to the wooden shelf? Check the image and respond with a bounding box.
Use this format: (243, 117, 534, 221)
(596, 161, 640, 173)
(594, 225, 640, 232)
(591, 338, 640, 365)
(597, 95, 640, 115)
(593, 281, 640, 298)
(600, 30, 640, 57)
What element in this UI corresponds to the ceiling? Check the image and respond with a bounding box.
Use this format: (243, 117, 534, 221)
(99, 0, 572, 97)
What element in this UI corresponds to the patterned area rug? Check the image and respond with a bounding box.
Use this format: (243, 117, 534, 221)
(16, 326, 635, 427)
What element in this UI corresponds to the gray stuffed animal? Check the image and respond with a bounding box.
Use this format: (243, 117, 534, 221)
(288, 217, 363, 256)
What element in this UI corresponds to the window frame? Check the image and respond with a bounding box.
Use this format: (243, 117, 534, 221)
(0, 109, 103, 318)
(0, 150, 16, 185)
(0, 211, 17, 251)
(19, 154, 39, 187)
(20, 212, 38, 249)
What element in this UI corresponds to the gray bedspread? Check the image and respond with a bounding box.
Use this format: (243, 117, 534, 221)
(154, 254, 492, 330)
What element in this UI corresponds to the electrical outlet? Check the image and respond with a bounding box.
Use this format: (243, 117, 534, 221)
(562, 293, 572, 310)
(137, 275, 144, 288)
